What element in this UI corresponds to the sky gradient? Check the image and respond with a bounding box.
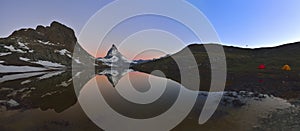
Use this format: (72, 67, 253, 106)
(1, 0, 300, 58)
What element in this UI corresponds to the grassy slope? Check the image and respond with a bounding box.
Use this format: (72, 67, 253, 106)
(133, 42, 300, 99)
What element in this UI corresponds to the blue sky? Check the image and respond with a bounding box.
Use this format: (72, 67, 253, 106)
(188, 0, 300, 48)
(1, 0, 300, 57)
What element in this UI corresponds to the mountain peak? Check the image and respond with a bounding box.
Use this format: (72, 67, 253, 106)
(110, 44, 118, 52)
(105, 44, 119, 59)
(8, 21, 77, 52)
(50, 21, 64, 27)
(96, 44, 133, 67)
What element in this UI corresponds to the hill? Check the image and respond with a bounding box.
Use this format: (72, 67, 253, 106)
(132, 43, 300, 99)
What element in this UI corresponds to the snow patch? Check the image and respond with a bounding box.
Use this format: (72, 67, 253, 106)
(0, 88, 13, 91)
(67, 78, 73, 82)
(0, 61, 4, 63)
(98, 56, 119, 63)
(19, 57, 30, 61)
(18, 42, 30, 50)
(66, 54, 72, 58)
(103, 63, 118, 67)
(121, 56, 133, 63)
(37, 40, 55, 46)
(4, 45, 26, 53)
(21, 80, 31, 85)
(38, 71, 65, 80)
(0, 52, 12, 56)
(55, 49, 70, 56)
(41, 91, 60, 98)
(73, 58, 81, 64)
(56, 81, 70, 87)
(74, 71, 82, 77)
(121, 69, 134, 76)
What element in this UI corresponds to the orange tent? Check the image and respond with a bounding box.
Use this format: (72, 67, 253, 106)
(281, 64, 291, 71)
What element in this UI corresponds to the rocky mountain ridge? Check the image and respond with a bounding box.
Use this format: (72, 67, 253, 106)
(0, 21, 94, 73)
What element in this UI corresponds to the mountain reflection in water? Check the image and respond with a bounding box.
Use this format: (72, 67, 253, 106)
(0, 69, 297, 130)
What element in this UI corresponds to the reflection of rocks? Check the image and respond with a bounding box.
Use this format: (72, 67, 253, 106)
(224, 91, 268, 99)
(0, 99, 20, 109)
(219, 91, 269, 107)
(6, 99, 20, 107)
(289, 99, 300, 106)
(195, 91, 270, 110)
(97, 68, 133, 87)
(0, 70, 92, 113)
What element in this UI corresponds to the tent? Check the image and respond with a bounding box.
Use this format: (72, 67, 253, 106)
(282, 64, 291, 71)
(258, 64, 266, 69)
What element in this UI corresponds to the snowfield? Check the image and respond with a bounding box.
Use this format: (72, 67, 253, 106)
(32, 60, 65, 68)
(0, 72, 47, 83)
(0, 64, 48, 73)
(19, 57, 65, 68)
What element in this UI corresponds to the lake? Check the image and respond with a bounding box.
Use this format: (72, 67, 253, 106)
(0, 70, 298, 130)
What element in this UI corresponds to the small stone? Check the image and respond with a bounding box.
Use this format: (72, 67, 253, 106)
(7, 99, 19, 107)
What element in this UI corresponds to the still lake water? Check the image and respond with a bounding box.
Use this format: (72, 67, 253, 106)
(0, 70, 296, 130)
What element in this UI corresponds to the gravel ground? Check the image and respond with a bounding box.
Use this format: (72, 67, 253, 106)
(254, 102, 300, 131)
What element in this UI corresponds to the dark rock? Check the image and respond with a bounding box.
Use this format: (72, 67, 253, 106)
(232, 99, 245, 107)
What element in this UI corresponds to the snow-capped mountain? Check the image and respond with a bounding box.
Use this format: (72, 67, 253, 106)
(96, 44, 133, 68)
(95, 44, 164, 68)
(0, 21, 94, 73)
